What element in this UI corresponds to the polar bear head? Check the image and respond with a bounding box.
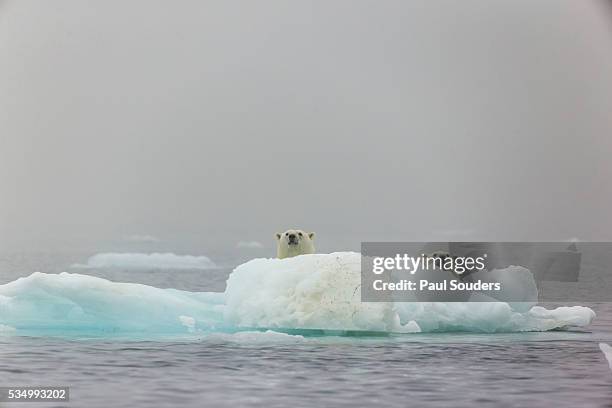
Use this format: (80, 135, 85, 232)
(275, 229, 315, 259)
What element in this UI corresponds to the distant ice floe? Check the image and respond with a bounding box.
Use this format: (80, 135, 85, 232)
(236, 241, 264, 249)
(71, 252, 217, 270)
(600, 343, 612, 371)
(0, 252, 596, 338)
(123, 234, 161, 243)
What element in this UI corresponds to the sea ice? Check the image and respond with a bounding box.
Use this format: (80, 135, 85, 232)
(600, 343, 612, 370)
(71, 252, 217, 270)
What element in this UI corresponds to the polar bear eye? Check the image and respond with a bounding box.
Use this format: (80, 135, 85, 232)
(285, 233, 289, 236)
(298, 232, 303, 237)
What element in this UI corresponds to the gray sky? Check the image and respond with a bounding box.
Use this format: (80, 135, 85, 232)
(1, 0, 612, 252)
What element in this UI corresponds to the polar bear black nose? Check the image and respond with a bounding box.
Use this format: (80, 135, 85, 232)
(288, 234, 296, 239)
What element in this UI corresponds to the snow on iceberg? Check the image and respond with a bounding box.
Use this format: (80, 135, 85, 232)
(224, 253, 417, 333)
(71, 252, 217, 270)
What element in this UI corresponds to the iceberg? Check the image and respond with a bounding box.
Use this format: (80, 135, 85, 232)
(0, 252, 596, 337)
(0, 272, 225, 334)
(600, 343, 612, 370)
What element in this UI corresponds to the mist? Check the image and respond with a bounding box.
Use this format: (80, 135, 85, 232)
(1, 0, 611, 253)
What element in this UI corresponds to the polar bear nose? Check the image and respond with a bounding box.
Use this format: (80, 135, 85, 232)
(288, 234, 296, 240)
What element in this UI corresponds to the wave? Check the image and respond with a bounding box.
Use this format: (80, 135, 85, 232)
(0, 252, 595, 338)
(71, 252, 217, 270)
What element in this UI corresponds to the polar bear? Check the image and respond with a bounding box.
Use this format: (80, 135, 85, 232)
(276, 229, 315, 259)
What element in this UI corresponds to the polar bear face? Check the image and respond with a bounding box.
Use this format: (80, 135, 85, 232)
(276, 229, 315, 259)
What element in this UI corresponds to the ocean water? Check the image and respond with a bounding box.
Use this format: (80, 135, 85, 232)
(1, 251, 612, 408)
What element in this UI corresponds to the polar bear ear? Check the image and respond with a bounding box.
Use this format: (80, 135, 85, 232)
(308, 232, 315, 240)
(275, 233, 281, 240)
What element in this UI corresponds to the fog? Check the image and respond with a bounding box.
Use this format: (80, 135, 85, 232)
(1, 0, 611, 252)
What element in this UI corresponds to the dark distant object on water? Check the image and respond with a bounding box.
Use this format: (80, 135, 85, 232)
(430, 242, 583, 282)
(532, 243, 581, 282)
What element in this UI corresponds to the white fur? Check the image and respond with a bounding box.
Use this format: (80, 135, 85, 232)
(276, 229, 315, 259)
